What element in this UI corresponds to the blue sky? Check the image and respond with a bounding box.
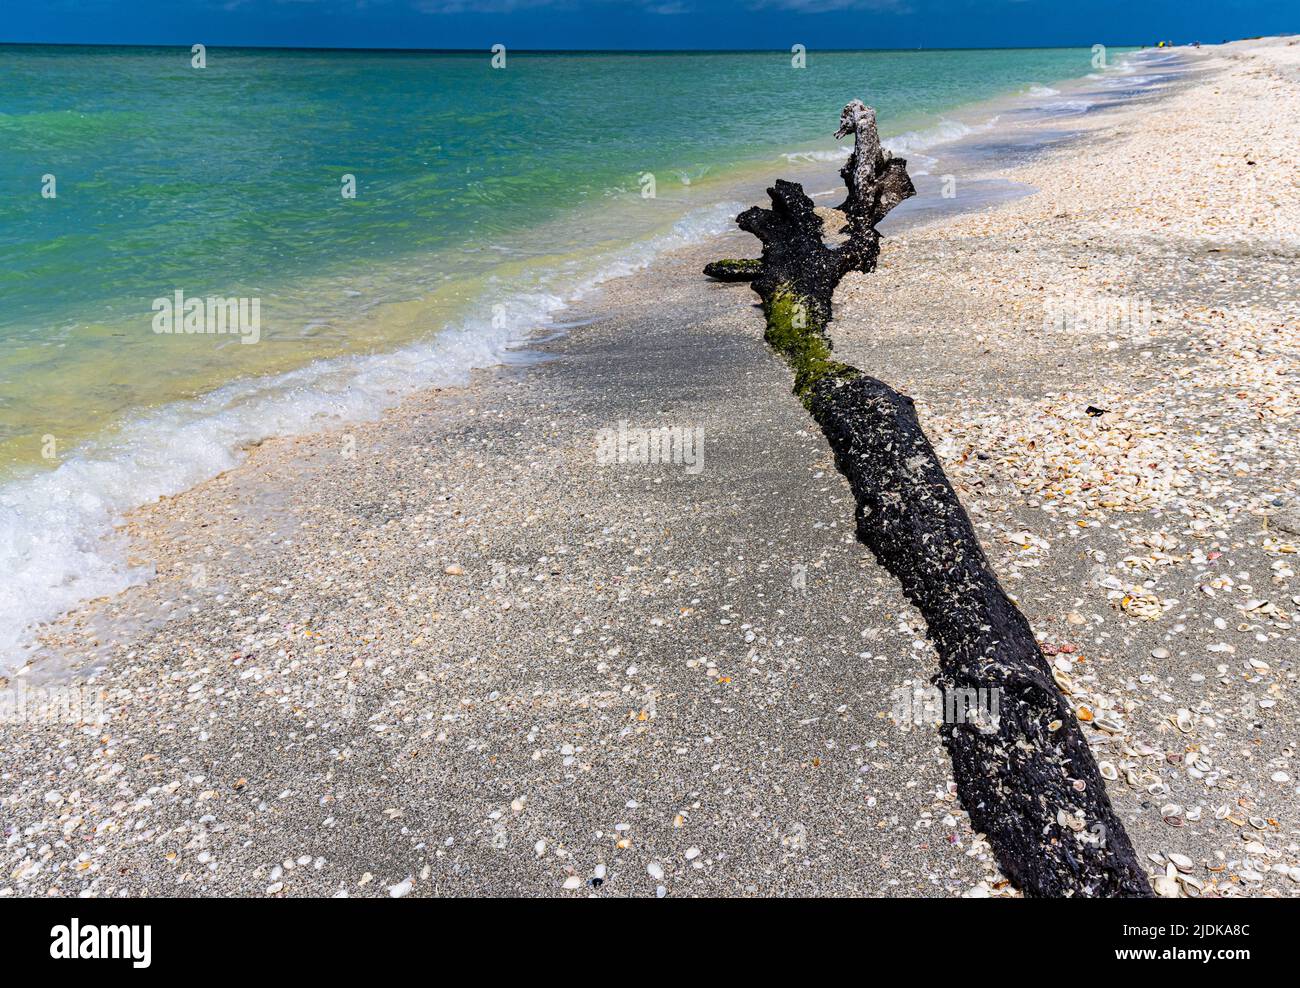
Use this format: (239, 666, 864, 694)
(3, 0, 1294, 49)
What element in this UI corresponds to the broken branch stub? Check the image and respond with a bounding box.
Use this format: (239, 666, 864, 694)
(834, 99, 916, 269)
(704, 100, 1151, 898)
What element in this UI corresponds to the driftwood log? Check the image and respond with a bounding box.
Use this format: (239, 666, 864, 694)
(706, 101, 1151, 898)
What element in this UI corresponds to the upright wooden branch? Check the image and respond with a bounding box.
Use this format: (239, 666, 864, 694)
(705, 102, 1151, 898)
(834, 100, 915, 272)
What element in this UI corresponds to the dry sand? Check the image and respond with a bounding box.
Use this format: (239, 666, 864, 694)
(2, 37, 1297, 898)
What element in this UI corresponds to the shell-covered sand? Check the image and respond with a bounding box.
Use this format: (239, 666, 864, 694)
(3, 38, 1298, 898)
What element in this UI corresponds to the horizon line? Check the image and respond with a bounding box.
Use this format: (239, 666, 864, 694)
(0, 39, 1204, 54)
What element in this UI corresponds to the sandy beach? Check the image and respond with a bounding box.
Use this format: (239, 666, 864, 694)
(3, 37, 1298, 898)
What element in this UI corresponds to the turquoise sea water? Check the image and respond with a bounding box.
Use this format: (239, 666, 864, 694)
(0, 43, 1138, 665)
(0, 45, 1116, 449)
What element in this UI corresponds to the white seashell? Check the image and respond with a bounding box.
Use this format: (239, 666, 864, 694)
(1153, 875, 1182, 897)
(387, 876, 413, 898)
(1168, 852, 1194, 872)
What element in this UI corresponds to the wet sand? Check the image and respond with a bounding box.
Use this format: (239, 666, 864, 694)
(3, 37, 1298, 898)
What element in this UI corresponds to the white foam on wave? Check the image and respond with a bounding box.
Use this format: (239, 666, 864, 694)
(782, 114, 998, 176)
(1103, 73, 1154, 87)
(782, 147, 850, 164)
(1026, 84, 1060, 97)
(1041, 99, 1095, 115)
(882, 117, 992, 157)
(0, 200, 744, 671)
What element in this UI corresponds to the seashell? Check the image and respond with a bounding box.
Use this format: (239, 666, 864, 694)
(1153, 875, 1182, 897)
(1168, 852, 1194, 872)
(1120, 592, 1163, 619)
(1099, 761, 1118, 781)
(1174, 709, 1195, 733)
(1056, 808, 1086, 832)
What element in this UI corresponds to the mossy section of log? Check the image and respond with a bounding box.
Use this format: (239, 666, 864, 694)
(703, 258, 763, 281)
(762, 285, 859, 406)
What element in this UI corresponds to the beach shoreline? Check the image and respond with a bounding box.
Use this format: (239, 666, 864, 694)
(3, 36, 1298, 897)
(0, 43, 1171, 668)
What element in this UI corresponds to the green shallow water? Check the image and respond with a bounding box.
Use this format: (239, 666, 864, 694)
(0, 44, 1119, 471)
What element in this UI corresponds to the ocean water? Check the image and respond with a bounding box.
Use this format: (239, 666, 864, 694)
(0, 43, 1145, 666)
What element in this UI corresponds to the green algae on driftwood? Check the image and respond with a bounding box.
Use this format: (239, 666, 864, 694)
(701, 257, 763, 281)
(704, 100, 1151, 898)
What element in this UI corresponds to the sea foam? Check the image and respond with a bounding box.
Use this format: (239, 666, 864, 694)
(0, 200, 742, 671)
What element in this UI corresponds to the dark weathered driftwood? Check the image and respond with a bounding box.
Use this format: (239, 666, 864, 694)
(705, 101, 1151, 898)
